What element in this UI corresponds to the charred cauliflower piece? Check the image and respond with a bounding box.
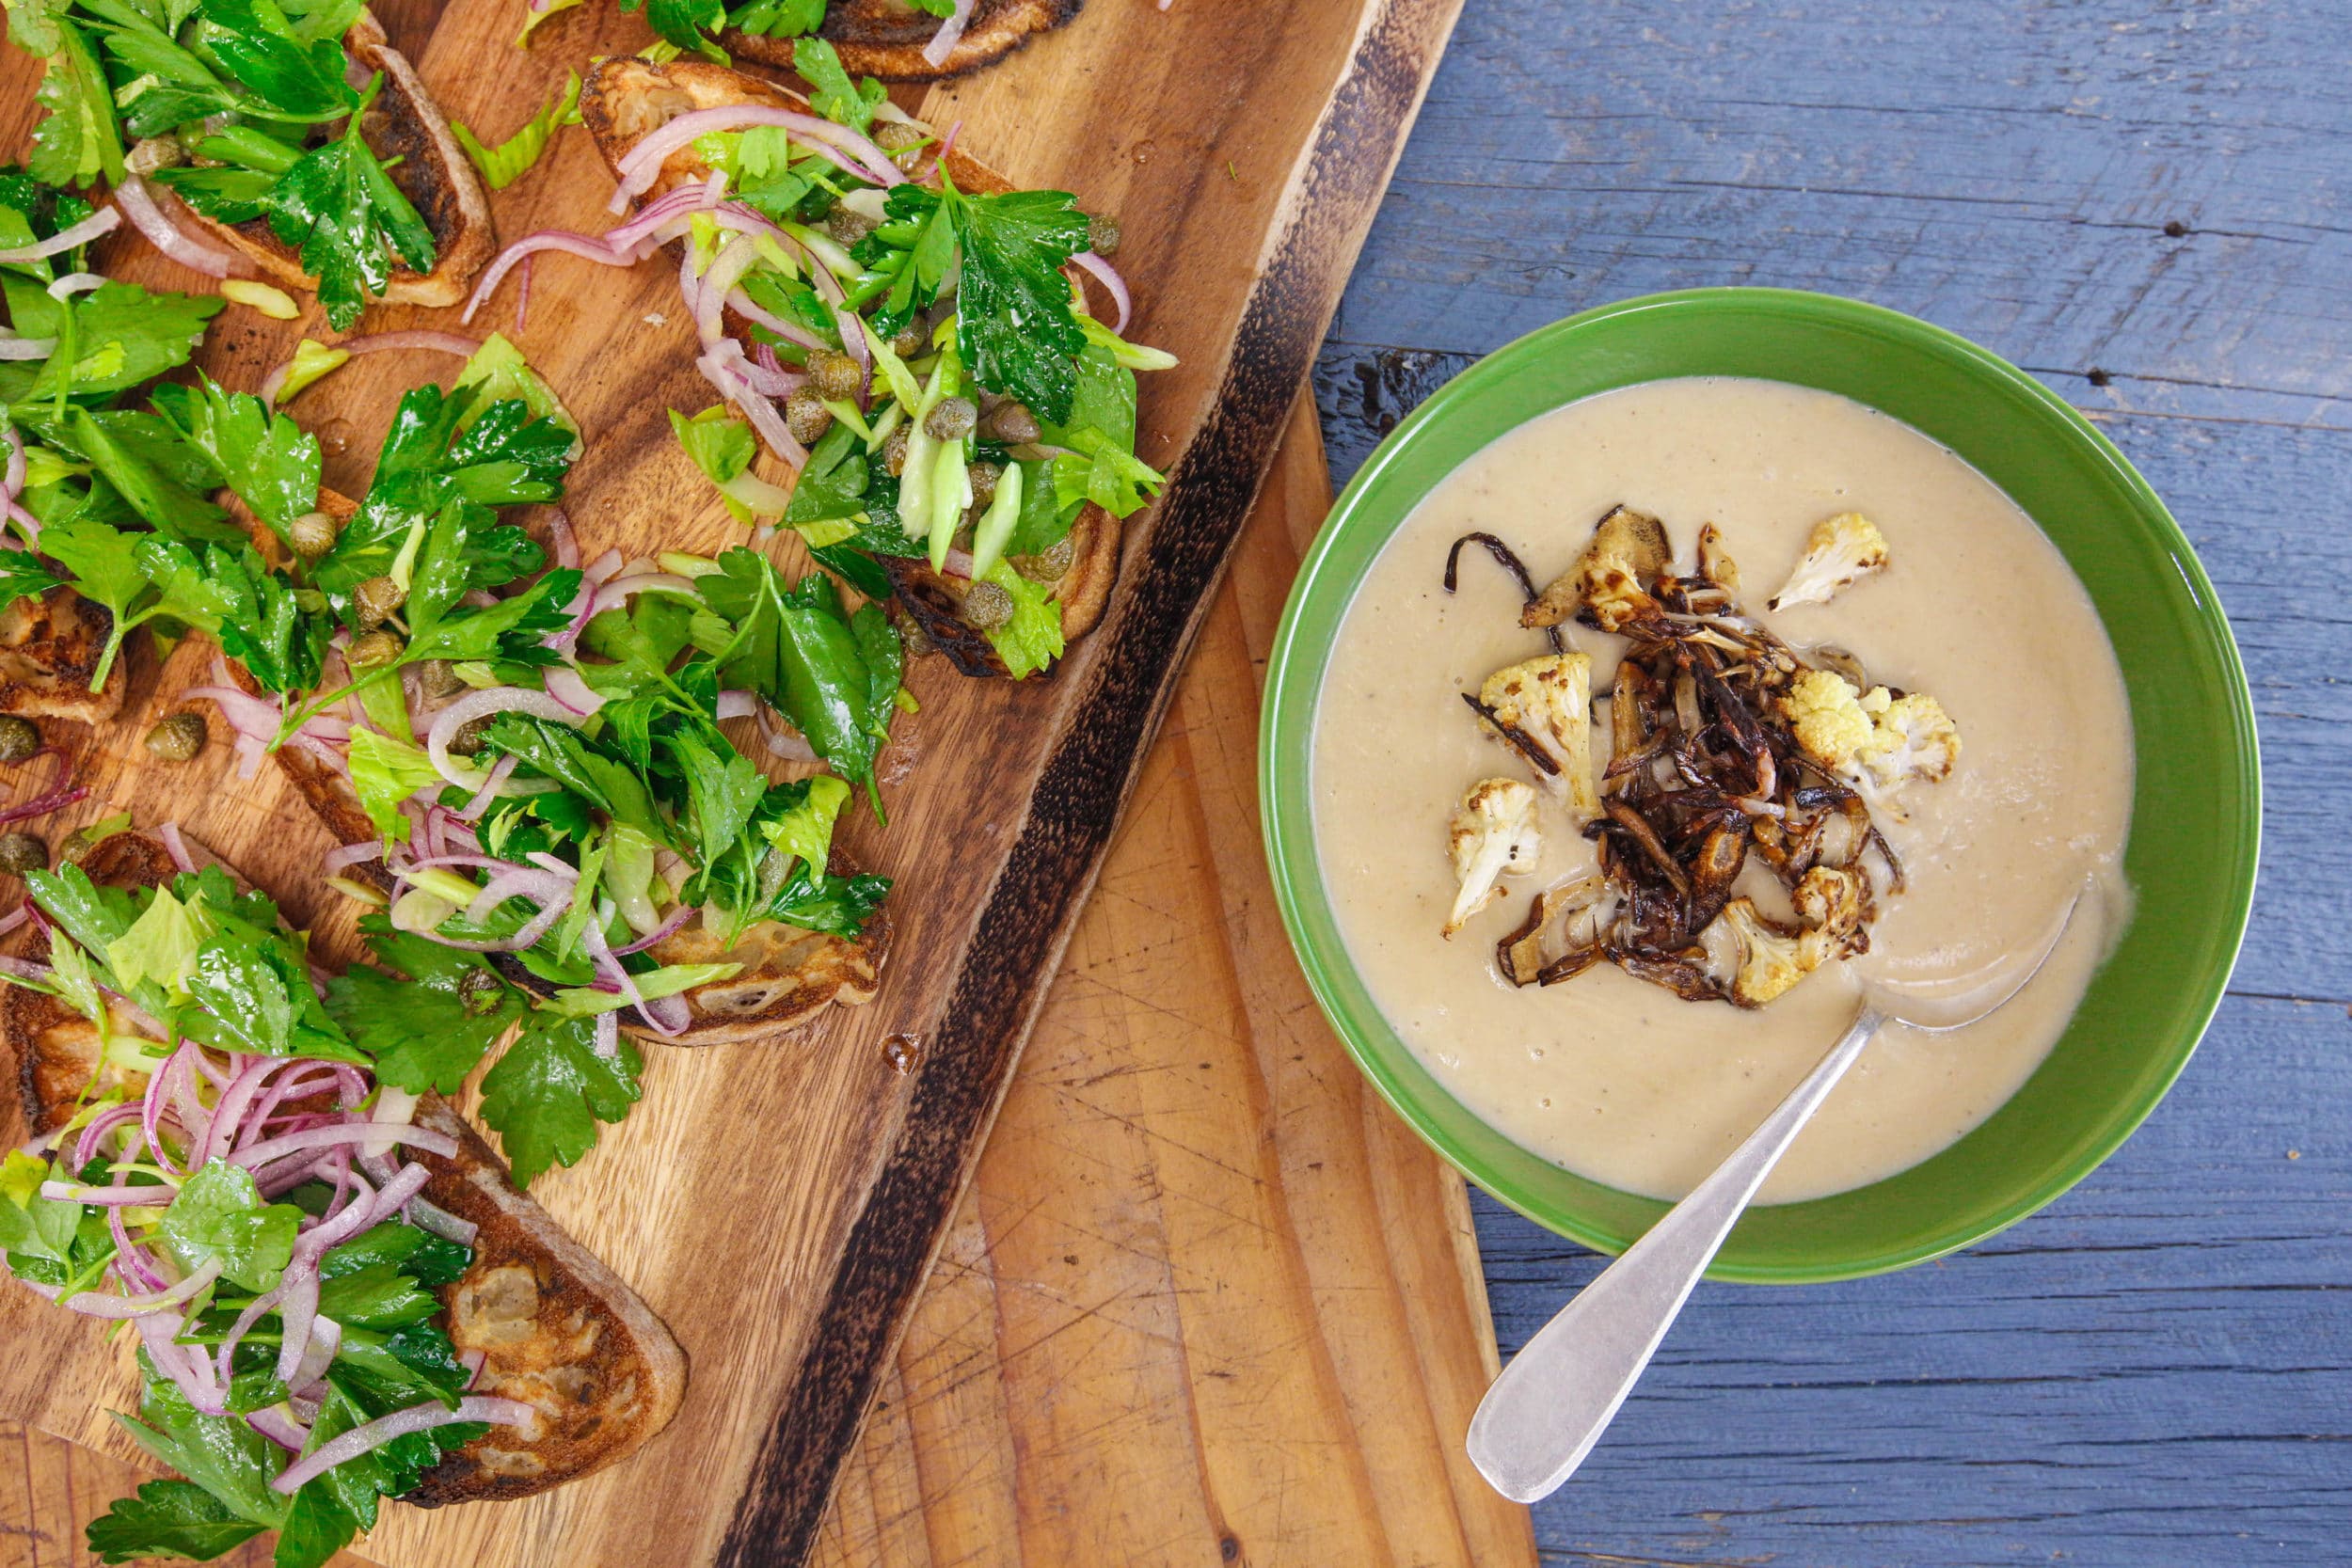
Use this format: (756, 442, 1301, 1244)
(1780, 669, 1875, 768)
(1696, 521, 1741, 594)
(1854, 690, 1962, 787)
(1445, 778, 1541, 937)
(1525, 505, 1669, 634)
(1771, 512, 1890, 611)
(1714, 897, 1820, 1006)
(1794, 865, 1870, 963)
(1475, 654, 1598, 816)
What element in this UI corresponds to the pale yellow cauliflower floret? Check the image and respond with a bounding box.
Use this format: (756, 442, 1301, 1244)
(1780, 670, 1876, 768)
(1771, 512, 1891, 610)
(1717, 898, 1816, 1006)
(1477, 653, 1597, 816)
(1444, 778, 1541, 938)
(1854, 692, 1962, 787)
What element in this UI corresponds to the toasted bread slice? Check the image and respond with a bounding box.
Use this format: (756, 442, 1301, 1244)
(0, 831, 687, 1503)
(578, 56, 1122, 675)
(879, 500, 1117, 677)
(722, 0, 1083, 83)
(187, 13, 495, 310)
(0, 586, 125, 723)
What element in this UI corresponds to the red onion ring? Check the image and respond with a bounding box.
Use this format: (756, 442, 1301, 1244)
(336, 329, 482, 360)
(228, 1122, 457, 1169)
(543, 665, 604, 716)
(157, 821, 196, 875)
(548, 509, 580, 570)
(112, 175, 244, 278)
(515, 252, 533, 333)
(59, 1258, 220, 1318)
(1070, 250, 1133, 334)
(324, 840, 384, 875)
(921, 0, 978, 68)
(45, 271, 104, 299)
(0, 749, 86, 826)
(612, 106, 903, 212)
(426, 686, 582, 790)
(715, 689, 758, 721)
(272, 1396, 532, 1495)
(0, 205, 119, 263)
(612, 903, 693, 956)
(462, 230, 632, 325)
(0, 333, 58, 361)
(457, 752, 520, 820)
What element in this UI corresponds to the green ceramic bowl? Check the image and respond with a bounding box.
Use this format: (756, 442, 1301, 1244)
(1260, 289, 2260, 1283)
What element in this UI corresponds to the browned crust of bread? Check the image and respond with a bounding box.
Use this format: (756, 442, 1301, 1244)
(720, 0, 1084, 84)
(402, 1096, 687, 1503)
(0, 832, 686, 1502)
(0, 587, 125, 724)
(188, 13, 495, 309)
(878, 502, 1118, 678)
(579, 56, 1120, 676)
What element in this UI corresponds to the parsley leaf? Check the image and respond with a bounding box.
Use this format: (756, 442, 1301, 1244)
(26, 20, 123, 187)
(157, 1159, 302, 1293)
(150, 375, 323, 540)
(85, 1479, 267, 1565)
(792, 37, 885, 135)
(950, 185, 1092, 422)
(326, 916, 525, 1094)
(478, 1012, 644, 1187)
(264, 99, 437, 330)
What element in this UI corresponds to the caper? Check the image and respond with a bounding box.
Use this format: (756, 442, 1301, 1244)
(0, 832, 45, 877)
(890, 602, 933, 658)
(289, 510, 339, 561)
(873, 120, 926, 152)
(353, 575, 405, 630)
(985, 402, 1040, 444)
(0, 715, 40, 764)
(1011, 532, 1076, 583)
(825, 205, 878, 245)
(144, 711, 207, 764)
(966, 461, 1002, 509)
(889, 323, 925, 359)
(1087, 212, 1123, 258)
(785, 388, 834, 447)
(882, 423, 912, 478)
(925, 397, 977, 442)
(456, 965, 505, 1017)
(807, 350, 864, 403)
(56, 826, 99, 866)
(347, 628, 404, 672)
(416, 658, 468, 700)
(959, 579, 1014, 630)
(446, 714, 496, 756)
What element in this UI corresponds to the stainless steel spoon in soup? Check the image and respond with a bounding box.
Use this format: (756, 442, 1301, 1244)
(1465, 894, 2083, 1504)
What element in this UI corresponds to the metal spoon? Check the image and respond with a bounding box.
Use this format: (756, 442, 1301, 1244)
(1465, 895, 2084, 1504)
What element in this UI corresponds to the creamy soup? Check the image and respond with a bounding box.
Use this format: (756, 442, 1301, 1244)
(1312, 377, 2134, 1204)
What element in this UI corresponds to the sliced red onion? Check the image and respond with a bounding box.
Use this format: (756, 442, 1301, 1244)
(272, 1396, 533, 1494)
(922, 0, 978, 67)
(158, 821, 197, 875)
(0, 902, 24, 941)
(272, 1268, 322, 1386)
(542, 665, 605, 716)
(3, 427, 24, 504)
(548, 509, 579, 570)
(1070, 250, 1133, 334)
(139, 1310, 226, 1417)
(941, 546, 976, 578)
(612, 107, 902, 213)
(113, 175, 244, 278)
(232, 733, 264, 780)
(0, 335, 57, 361)
(703, 349, 809, 467)
(285, 1313, 342, 1395)
(459, 1348, 486, 1389)
(467, 866, 571, 925)
(73, 1100, 148, 1171)
(612, 903, 692, 956)
(228, 1122, 457, 1170)
(715, 689, 758, 721)
(758, 709, 818, 763)
(456, 753, 519, 820)
(0, 205, 119, 263)
(583, 546, 624, 586)
(426, 686, 583, 791)
(600, 172, 725, 247)
(45, 271, 105, 299)
(515, 252, 533, 333)
(462, 230, 634, 325)
(186, 679, 288, 745)
(337, 329, 482, 361)
(589, 571, 699, 618)
(726, 287, 828, 353)
(405, 1196, 477, 1246)
(61, 1258, 221, 1318)
(42, 1180, 177, 1205)
(247, 1405, 312, 1453)
(324, 841, 384, 876)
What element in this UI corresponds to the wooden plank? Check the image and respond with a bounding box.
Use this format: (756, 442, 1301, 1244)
(1308, 0, 2352, 1562)
(808, 394, 1532, 1568)
(0, 1, 1472, 1563)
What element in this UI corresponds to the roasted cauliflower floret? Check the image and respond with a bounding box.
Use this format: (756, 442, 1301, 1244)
(1714, 897, 1819, 1006)
(1696, 521, 1741, 594)
(1793, 865, 1870, 962)
(1525, 505, 1668, 634)
(1475, 653, 1598, 816)
(1853, 690, 1961, 787)
(1770, 511, 1890, 611)
(1780, 670, 1875, 768)
(1445, 778, 1541, 937)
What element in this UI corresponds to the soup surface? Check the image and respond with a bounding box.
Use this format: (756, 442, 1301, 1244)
(1312, 377, 2134, 1203)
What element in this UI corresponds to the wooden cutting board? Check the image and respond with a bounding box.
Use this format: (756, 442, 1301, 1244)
(0, 393, 1536, 1568)
(0, 1, 1477, 1564)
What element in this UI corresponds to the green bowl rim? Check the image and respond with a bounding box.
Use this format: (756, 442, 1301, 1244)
(1259, 286, 2261, 1283)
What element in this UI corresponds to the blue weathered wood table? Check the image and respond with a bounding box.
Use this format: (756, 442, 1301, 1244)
(1311, 2, 2351, 1561)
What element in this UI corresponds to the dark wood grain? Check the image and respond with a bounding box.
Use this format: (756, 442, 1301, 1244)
(1312, 1, 2352, 1562)
(715, 4, 1468, 1561)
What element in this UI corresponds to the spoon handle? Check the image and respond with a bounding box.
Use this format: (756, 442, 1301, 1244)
(1466, 1003, 1885, 1503)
